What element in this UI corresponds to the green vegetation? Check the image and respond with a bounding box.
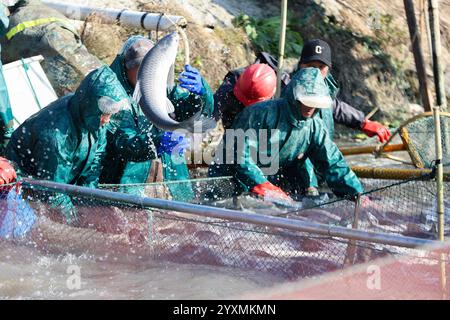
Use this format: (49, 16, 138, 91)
(232, 14, 303, 57)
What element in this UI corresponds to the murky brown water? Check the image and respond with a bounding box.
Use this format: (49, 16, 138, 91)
(0, 136, 424, 299)
(0, 242, 282, 299)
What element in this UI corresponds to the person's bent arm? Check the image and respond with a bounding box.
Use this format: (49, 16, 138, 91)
(332, 98, 365, 129)
(170, 66, 215, 120)
(109, 111, 157, 162)
(333, 99, 391, 143)
(308, 121, 364, 198)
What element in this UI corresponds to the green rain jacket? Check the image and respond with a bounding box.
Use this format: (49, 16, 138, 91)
(294, 72, 336, 189)
(0, 4, 14, 156)
(100, 37, 214, 195)
(209, 75, 363, 198)
(5, 66, 128, 220)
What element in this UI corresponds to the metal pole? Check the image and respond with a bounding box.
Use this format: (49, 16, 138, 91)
(403, 0, 433, 111)
(428, 0, 447, 110)
(344, 195, 361, 266)
(276, 0, 288, 98)
(21, 179, 435, 249)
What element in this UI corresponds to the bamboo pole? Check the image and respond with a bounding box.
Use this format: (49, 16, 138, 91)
(428, 0, 447, 297)
(341, 144, 405, 156)
(403, 0, 433, 111)
(432, 109, 444, 232)
(428, 0, 447, 110)
(433, 105, 447, 298)
(423, 0, 434, 57)
(344, 195, 361, 266)
(276, 0, 288, 98)
(351, 166, 450, 181)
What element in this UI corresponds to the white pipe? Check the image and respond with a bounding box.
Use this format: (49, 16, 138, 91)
(41, 1, 187, 31)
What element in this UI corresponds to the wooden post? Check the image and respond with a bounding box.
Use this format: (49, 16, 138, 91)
(276, 0, 288, 98)
(428, 0, 447, 110)
(403, 0, 432, 111)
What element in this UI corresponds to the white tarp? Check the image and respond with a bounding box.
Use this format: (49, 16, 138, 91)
(3, 55, 58, 128)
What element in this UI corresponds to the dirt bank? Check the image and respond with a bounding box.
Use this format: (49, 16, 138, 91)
(66, 0, 450, 123)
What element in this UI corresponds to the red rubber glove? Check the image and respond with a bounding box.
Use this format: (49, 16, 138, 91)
(0, 157, 16, 185)
(361, 120, 391, 143)
(251, 182, 292, 201)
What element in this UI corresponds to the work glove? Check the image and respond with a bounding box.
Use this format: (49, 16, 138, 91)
(361, 120, 391, 143)
(157, 131, 191, 157)
(0, 157, 16, 185)
(179, 65, 205, 96)
(252, 181, 293, 203)
(0, 187, 37, 240)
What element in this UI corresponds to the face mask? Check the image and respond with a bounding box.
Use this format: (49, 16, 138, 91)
(97, 96, 130, 114)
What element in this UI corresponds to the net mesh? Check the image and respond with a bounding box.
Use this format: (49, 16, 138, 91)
(1, 174, 448, 287)
(400, 114, 450, 168)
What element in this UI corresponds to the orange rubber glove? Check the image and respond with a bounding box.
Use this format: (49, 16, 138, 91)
(251, 182, 292, 201)
(0, 157, 16, 185)
(361, 120, 391, 143)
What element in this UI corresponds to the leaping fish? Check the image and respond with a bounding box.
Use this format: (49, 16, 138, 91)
(137, 32, 216, 133)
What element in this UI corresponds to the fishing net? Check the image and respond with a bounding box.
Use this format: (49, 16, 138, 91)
(246, 241, 450, 300)
(0, 172, 447, 291)
(374, 112, 450, 169)
(399, 113, 450, 168)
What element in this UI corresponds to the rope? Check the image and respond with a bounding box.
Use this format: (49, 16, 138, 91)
(151, 210, 416, 258)
(116, 9, 127, 24)
(155, 13, 165, 41)
(99, 176, 233, 188)
(140, 12, 149, 29)
(21, 58, 42, 110)
(281, 167, 437, 216)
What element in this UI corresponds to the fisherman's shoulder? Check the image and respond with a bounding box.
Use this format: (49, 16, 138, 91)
(86, 65, 117, 80)
(81, 66, 125, 98)
(244, 98, 285, 116)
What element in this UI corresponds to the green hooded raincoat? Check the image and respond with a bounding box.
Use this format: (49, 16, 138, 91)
(100, 36, 214, 201)
(209, 74, 363, 198)
(5, 66, 128, 221)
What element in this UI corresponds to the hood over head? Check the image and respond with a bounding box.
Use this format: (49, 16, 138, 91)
(70, 66, 129, 135)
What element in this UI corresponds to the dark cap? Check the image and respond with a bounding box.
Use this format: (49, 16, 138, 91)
(299, 39, 332, 68)
(123, 38, 154, 70)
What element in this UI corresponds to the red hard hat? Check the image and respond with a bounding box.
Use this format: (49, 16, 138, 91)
(233, 63, 277, 107)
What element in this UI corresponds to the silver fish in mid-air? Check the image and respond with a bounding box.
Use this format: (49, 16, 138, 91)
(137, 32, 216, 133)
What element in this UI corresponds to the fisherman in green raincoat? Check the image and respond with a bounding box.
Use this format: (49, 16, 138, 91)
(0, 3, 14, 156)
(209, 67, 364, 201)
(99, 36, 214, 201)
(5, 66, 128, 221)
(291, 40, 390, 196)
(215, 41, 391, 197)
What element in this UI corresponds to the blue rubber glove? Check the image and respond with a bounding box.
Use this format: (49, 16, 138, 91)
(0, 189, 37, 240)
(157, 131, 191, 157)
(179, 65, 205, 96)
